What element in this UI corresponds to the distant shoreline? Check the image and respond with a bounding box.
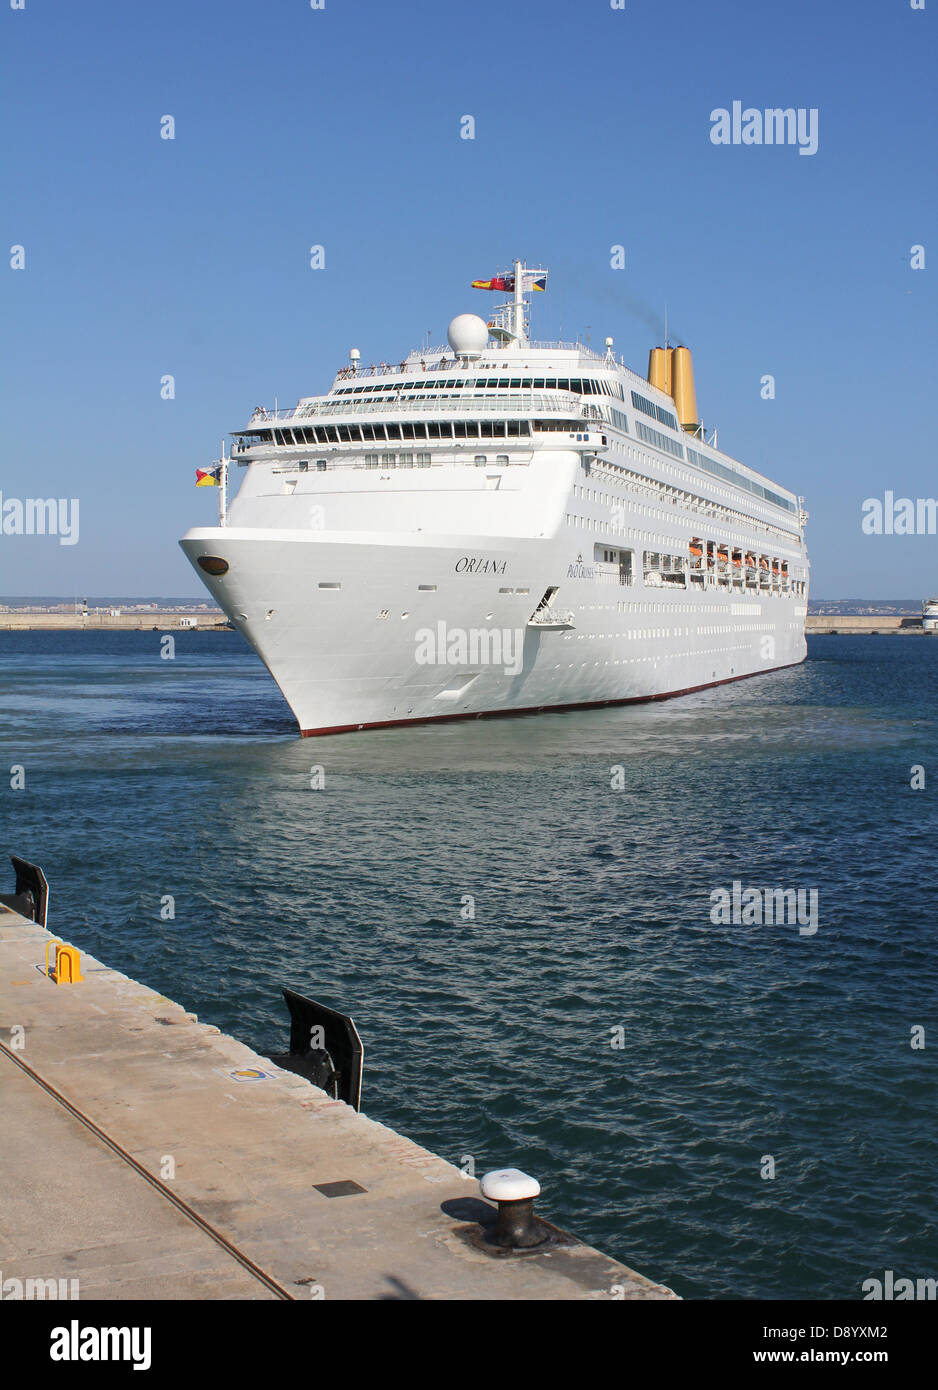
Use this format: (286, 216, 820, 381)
(0, 614, 230, 631)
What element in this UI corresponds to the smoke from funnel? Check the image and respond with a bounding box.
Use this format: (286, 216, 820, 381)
(557, 266, 684, 344)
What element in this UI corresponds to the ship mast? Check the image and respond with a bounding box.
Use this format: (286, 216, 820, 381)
(486, 259, 547, 345)
(511, 257, 526, 343)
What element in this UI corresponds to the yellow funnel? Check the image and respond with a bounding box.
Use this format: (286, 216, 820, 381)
(647, 347, 671, 395)
(670, 346, 698, 431)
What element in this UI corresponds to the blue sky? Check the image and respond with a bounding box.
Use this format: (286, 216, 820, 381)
(3, 0, 935, 598)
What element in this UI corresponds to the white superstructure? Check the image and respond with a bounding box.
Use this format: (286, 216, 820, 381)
(923, 598, 938, 632)
(180, 262, 809, 735)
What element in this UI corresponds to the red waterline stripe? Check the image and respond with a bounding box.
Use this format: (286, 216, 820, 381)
(300, 660, 805, 738)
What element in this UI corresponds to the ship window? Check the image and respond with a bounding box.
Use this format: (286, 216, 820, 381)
(496, 454, 509, 465)
(510, 379, 521, 388)
(636, 420, 684, 460)
(324, 426, 339, 443)
(316, 460, 327, 471)
(557, 378, 570, 390)
(533, 378, 545, 388)
(385, 424, 401, 440)
(570, 379, 582, 393)
(474, 454, 487, 465)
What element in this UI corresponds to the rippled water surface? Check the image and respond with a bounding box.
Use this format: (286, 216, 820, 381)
(1, 630, 936, 1298)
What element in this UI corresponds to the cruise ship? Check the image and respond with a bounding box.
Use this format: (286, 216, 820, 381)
(923, 598, 938, 632)
(180, 262, 809, 735)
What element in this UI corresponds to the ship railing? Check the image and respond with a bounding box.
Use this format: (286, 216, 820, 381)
(246, 391, 587, 424)
(336, 351, 453, 379)
(327, 340, 629, 383)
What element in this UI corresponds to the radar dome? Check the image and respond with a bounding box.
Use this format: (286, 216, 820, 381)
(447, 314, 489, 359)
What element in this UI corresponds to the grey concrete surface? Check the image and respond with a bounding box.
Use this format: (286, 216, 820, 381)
(0, 911, 677, 1301)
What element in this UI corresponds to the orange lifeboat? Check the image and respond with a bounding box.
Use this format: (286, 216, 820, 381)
(689, 542, 703, 558)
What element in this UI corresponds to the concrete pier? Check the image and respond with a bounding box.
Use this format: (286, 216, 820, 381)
(0, 611, 227, 631)
(0, 907, 676, 1301)
(806, 616, 928, 635)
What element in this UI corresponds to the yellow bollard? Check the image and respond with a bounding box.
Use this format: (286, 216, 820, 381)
(45, 939, 84, 985)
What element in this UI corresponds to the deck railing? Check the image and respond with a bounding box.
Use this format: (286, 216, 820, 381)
(245, 390, 586, 426)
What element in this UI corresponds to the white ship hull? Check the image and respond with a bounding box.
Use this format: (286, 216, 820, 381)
(180, 522, 807, 736)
